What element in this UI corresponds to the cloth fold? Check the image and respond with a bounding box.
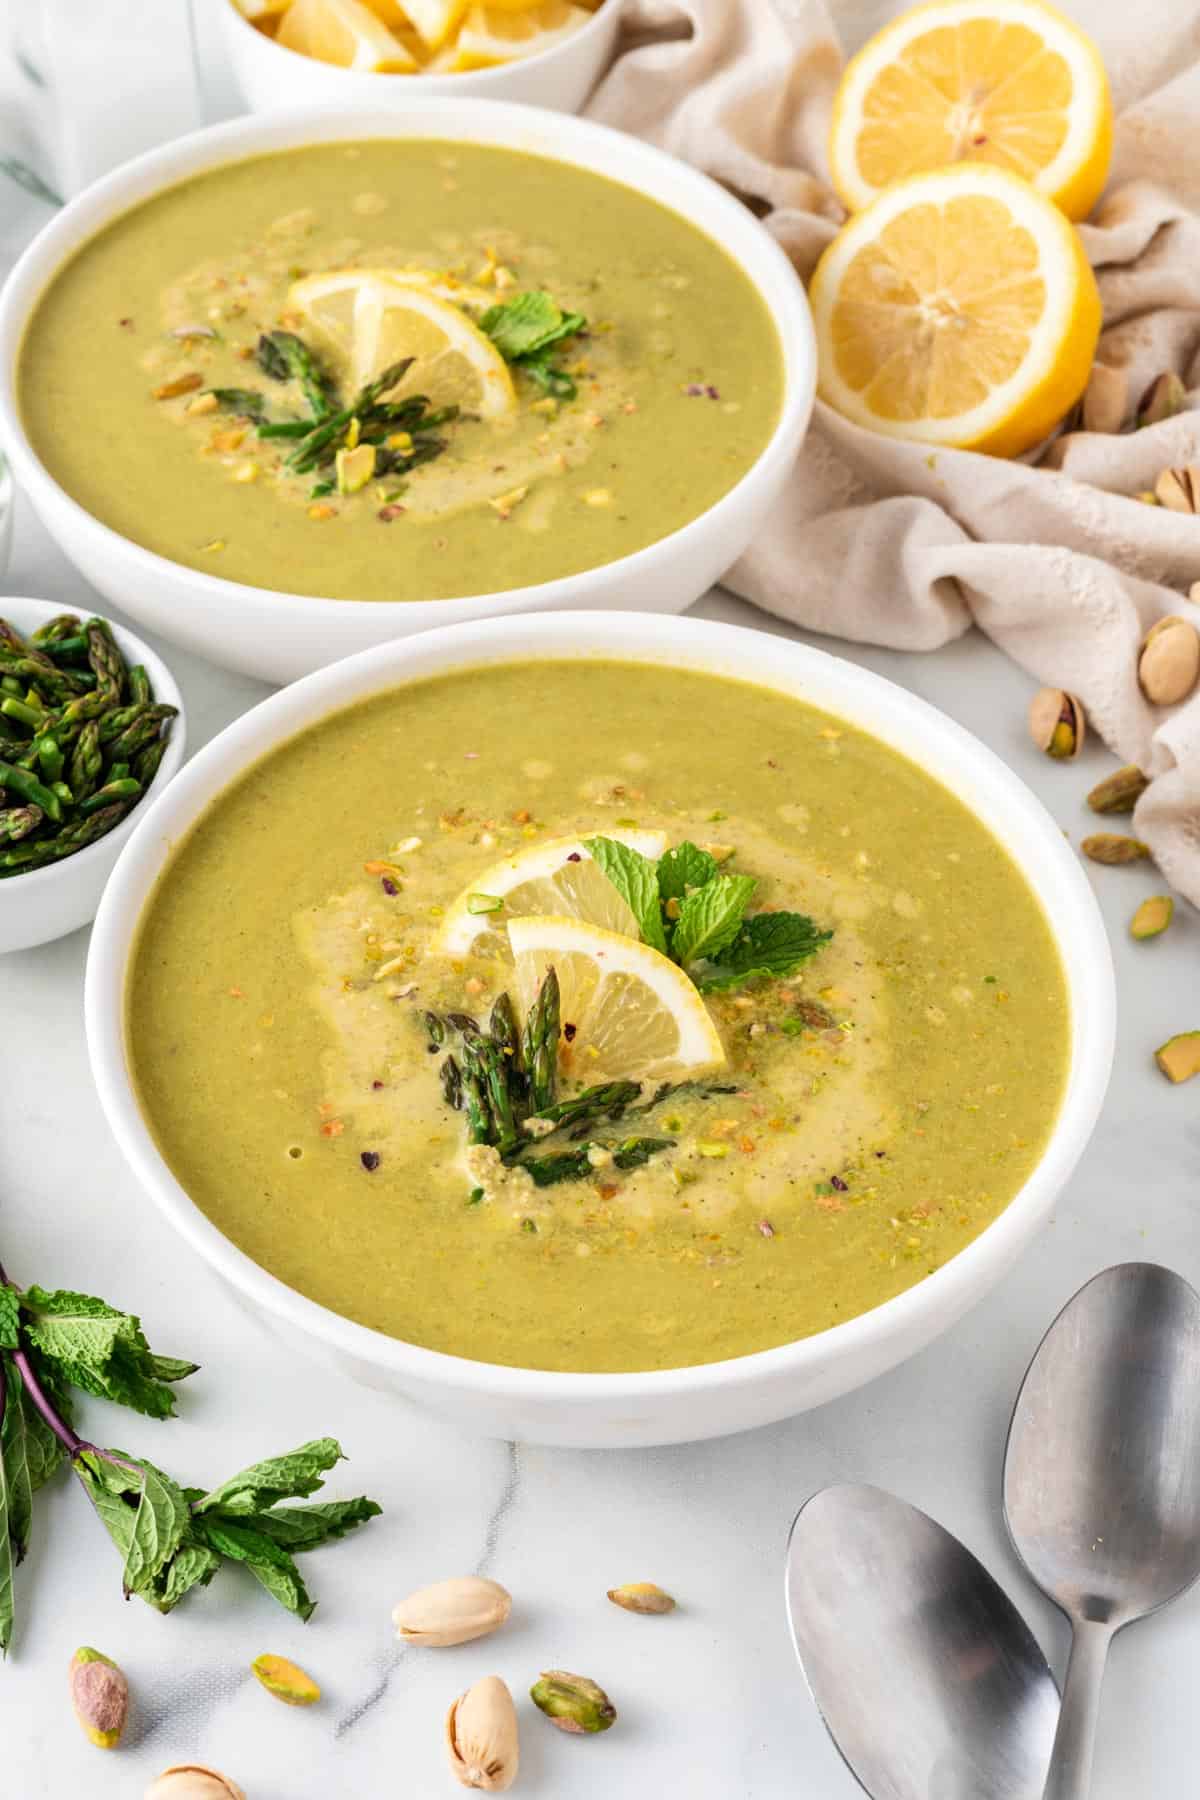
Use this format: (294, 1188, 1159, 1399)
(587, 0, 1200, 905)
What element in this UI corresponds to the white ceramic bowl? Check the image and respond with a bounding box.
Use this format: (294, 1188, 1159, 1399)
(85, 612, 1114, 1448)
(0, 598, 186, 954)
(0, 102, 816, 686)
(219, 0, 622, 112)
(0, 457, 12, 580)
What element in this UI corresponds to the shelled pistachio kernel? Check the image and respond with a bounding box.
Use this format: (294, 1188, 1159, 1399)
(1131, 896, 1173, 940)
(1138, 615, 1200, 707)
(251, 1653, 320, 1705)
(1087, 765, 1149, 815)
(1155, 1032, 1200, 1084)
(530, 1669, 617, 1734)
(69, 1646, 128, 1749)
(608, 1581, 676, 1615)
(1081, 834, 1152, 866)
(1029, 688, 1085, 760)
(1137, 370, 1186, 428)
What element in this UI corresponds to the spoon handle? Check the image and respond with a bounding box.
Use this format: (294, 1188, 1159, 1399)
(1042, 1621, 1113, 1800)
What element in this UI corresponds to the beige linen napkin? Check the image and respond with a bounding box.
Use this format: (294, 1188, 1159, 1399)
(587, 0, 1200, 905)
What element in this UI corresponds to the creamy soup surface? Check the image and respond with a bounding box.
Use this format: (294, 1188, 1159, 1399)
(126, 662, 1070, 1373)
(19, 143, 784, 601)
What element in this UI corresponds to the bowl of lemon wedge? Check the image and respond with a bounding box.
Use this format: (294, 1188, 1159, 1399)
(220, 0, 620, 112)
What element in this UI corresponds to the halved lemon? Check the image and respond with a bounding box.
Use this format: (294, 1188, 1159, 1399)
(508, 915, 727, 1086)
(276, 0, 418, 69)
(435, 830, 669, 959)
(829, 0, 1112, 222)
(455, 1, 591, 67)
(288, 270, 515, 418)
(810, 161, 1101, 456)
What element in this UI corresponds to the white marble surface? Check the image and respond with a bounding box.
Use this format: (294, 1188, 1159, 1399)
(3, 3, 1200, 1794)
(3, 481, 1199, 1798)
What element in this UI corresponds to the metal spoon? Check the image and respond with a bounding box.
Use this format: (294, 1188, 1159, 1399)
(786, 1484, 1059, 1799)
(1004, 1263, 1200, 1800)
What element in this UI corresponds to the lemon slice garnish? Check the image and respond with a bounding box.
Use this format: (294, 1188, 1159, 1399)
(508, 914, 727, 1086)
(434, 830, 669, 960)
(829, 0, 1112, 222)
(454, 1, 591, 66)
(276, 0, 419, 69)
(810, 161, 1101, 457)
(288, 270, 516, 419)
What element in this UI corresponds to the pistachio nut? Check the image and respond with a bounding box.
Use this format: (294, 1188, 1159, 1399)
(530, 1669, 617, 1735)
(1081, 363, 1128, 435)
(1138, 615, 1200, 706)
(251, 1653, 320, 1706)
(1028, 687, 1085, 760)
(1087, 764, 1150, 814)
(445, 1675, 519, 1792)
(1137, 370, 1186, 429)
(393, 1576, 512, 1648)
(1153, 465, 1200, 513)
(144, 1765, 246, 1800)
(69, 1646, 128, 1750)
(1131, 895, 1174, 940)
(1155, 1031, 1200, 1084)
(607, 1582, 676, 1615)
(1081, 833, 1152, 866)
(1134, 490, 1160, 505)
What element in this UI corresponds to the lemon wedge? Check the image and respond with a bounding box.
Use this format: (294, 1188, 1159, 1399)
(810, 161, 1101, 456)
(435, 830, 669, 960)
(393, 0, 470, 49)
(829, 0, 1112, 222)
(508, 915, 727, 1086)
(288, 270, 516, 419)
(276, 0, 419, 69)
(455, 1, 591, 67)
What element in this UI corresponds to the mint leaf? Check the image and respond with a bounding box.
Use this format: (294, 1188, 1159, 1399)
(0, 1364, 53, 1567)
(148, 1538, 222, 1613)
(694, 910, 834, 991)
(582, 838, 668, 954)
(656, 842, 718, 902)
(21, 1288, 191, 1419)
(0, 1290, 19, 1351)
(194, 1516, 315, 1621)
(671, 873, 757, 968)
(149, 1355, 200, 1384)
(480, 291, 583, 360)
(75, 1450, 189, 1595)
(193, 1438, 343, 1517)
(249, 1496, 382, 1552)
(0, 1369, 15, 1654)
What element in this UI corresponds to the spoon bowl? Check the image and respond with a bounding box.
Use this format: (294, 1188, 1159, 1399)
(786, 1484, 1059, 1800)
(1004, 1263, 1200, 1798)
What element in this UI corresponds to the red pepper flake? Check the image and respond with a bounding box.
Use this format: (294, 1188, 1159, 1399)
(598, 1184, 619, 1199)
(512, 808, 531, 824)
(381, 876, 398, 896)
(563, 1022, 578, 1042)
(567, 852, 582, 863)
(757, 1219, 776, 1239)
(831, 1175, 848, 1191)
(372, 1079, 385, 1090)
(119, 317, 134, 330)
(377, 504, 406, 522)
(738, 1136, 756, 1154)
(360, 1150, 381, 1172)
(229, 986, 245, 999)
(320, 1119, 345, 1138)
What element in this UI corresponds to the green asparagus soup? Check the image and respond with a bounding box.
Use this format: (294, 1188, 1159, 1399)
(18, 142, 784, 602)
(126, 661, 1070, 1373)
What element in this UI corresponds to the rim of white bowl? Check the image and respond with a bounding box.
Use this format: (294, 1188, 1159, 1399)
(0, 100, 815, 625)
(0, 596, 186, 896)
(84, 611, 1115, 1404)
(221, 0, 618, 88)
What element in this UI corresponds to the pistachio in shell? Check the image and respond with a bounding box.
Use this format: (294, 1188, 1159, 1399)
(1138, 615, 1200, 706)
(445, 1675, 519, 1792)
(1156, 1032, 1200, 1083)
(607, 1582, 676, 1615)
(144, 1766, 246, 1800)
(1154, 466, 1200, 513)
(1087, 764, 1150, 814)
(1081, 363, 1128, 434)
(69, 1646, 128, 1750)
(1137, 371, 1187, 429)
(1081, 833, 1152, 866)
(530, 1670, 617, 1735)
(1131, 895, 1174, 940)
(251, 1652, 320, 1706)
(393, 1576, 512, 1648)
(1029, 688, 1085, 760)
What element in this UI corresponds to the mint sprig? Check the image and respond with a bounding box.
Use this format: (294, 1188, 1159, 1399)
(584, 836, 833, 990)
(0, 1266, 380, 1656)
(481, 290, 587, 399)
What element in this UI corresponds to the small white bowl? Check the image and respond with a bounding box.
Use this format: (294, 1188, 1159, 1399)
(85, 611, 1114, 1448)
(0, 598, 186, 954)
(0, 101, 816, 685)
(219, 0, 622, 113)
